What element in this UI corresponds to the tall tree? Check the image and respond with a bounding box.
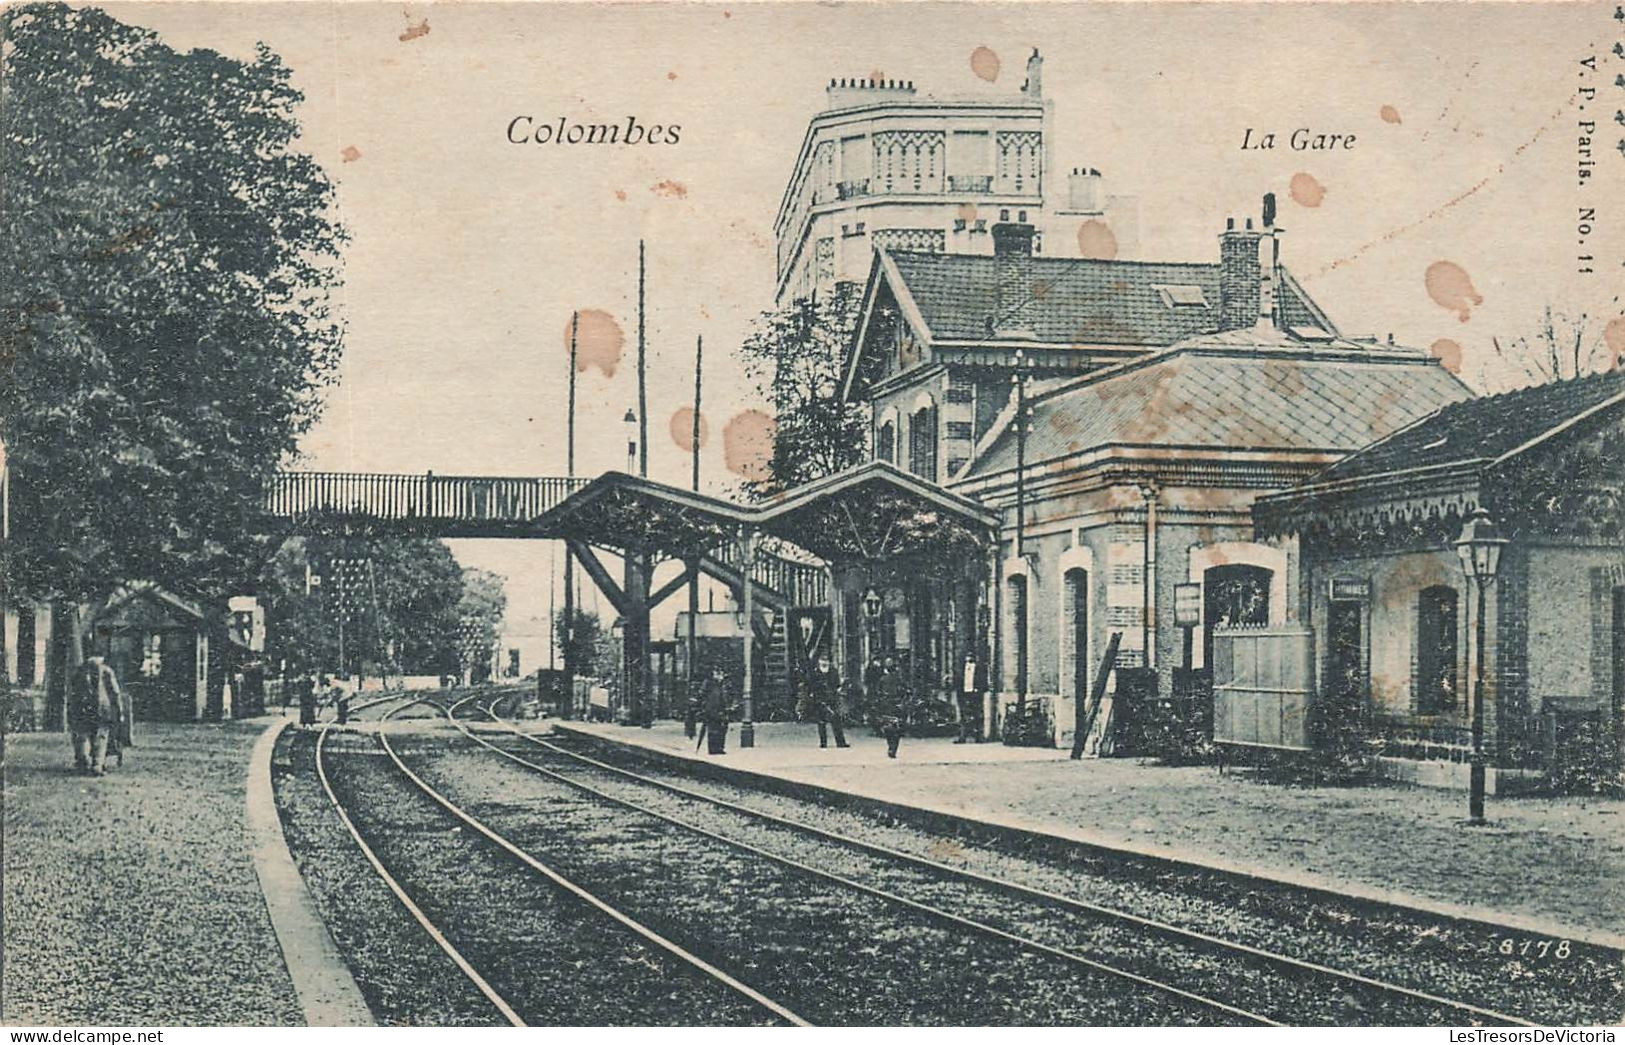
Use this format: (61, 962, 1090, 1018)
(1488, 303, 1623, 390)
(736, 284, 867, 499)
(260, 537, 465, 678)
(1, 5, 346, 629)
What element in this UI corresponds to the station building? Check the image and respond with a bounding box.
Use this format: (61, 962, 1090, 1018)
(838, 200, 1470, 748)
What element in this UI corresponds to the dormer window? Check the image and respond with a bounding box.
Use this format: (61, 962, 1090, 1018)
(1153, 284, 1208, 309)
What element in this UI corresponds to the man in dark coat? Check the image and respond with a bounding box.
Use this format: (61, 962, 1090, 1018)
(699, 664, 731, 755)
(798, 654, 849, 749)
(69, 652, 124, 776)
(875, 655, 908, 758)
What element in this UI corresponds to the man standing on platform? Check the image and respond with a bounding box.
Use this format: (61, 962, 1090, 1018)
(69, 645, 124, 777)
(800, 654, 849, 749)
(699, 664, 731, 755)
(875, 655, 908, 758)
(955, 653, 985, 744)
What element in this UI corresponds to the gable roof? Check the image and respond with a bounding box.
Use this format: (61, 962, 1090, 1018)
(881, 251, 1335, 346)
(965, 338, 1472, 477)
(1305, 367, 1625, 486)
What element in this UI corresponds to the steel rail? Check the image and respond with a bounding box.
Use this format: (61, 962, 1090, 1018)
(473, 693, 1538, 1028)
(445, 695, 1274, 1026)
(379, 703, 810, 1027)
(314, 725, 527, 1026)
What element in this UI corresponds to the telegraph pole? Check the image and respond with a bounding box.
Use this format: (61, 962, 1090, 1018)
(685, 334, 703, 737)
(561, 311, 578, 719)
(1013, 349, 1030, 713)
(637, 240, 649, 478)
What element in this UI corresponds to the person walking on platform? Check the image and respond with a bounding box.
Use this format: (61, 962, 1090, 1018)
(68, 645, 125, 777)
(875, 655, 908, 759)
(799, 654, 849, 749)
(699, 664, 732, 755)
(955, 653, 986, 744)
(299, 674, 319, 728)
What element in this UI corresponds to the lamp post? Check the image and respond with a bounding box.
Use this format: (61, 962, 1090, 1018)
(1454, 508, 1507, 826)
(862, 586, 882, 668)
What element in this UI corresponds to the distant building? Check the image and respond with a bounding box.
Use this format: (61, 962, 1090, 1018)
(773, 51, 1137, 305)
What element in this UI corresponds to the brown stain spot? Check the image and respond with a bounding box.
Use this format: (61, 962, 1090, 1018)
(722, 9, 731, 17)
(957, 203, 978, 223)
(869, 68, 887, 83)
(565, 309, 624, 377)
(1076, 220, 1118, 260)
(1424, 261, 1483, 322)
(970, 46, 1000, 83)
(723, 410, 775, 482)
(667, 71, 678, 81)
(925, 838, 964, 862)
(398, 18, 429, 42)
(1430, 338, 1464, 374)
(1030, 279, 1053, 301)
(669, 407, 709, 453)
(651, 179, 688, 199)
(1380, 105, 1403, 125)
(340, 145, 362, 163)
(1288, 172, 1326, 208)
(614, 189, 628, 203)
(1604, 316, 1625, 364)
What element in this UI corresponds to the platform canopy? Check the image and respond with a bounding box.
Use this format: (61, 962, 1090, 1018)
(534, 461, 997, 567)
(753, 460, 997, 566)
(532, 472, 751, 558)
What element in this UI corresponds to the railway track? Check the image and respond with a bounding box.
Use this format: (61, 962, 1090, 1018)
(309, 702, 807, 1026)
(438, 691, 1555, 1027)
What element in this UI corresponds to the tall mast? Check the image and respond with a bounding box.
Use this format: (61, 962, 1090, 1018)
(637, 240, 648, 478)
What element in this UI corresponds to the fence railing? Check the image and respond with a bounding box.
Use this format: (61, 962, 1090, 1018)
(708, 540, 829, 608)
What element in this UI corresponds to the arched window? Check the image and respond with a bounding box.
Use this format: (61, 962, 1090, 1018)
(1417, 585, 1460, 714)
(1063, 568, 1089, 700)
(876, 421, 896, 465)
(1007, 574, 1029, 696)
(909, 404, 937, 481)
(1203, 564, 1272, 668)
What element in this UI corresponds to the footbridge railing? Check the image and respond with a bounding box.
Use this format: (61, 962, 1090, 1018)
(265, 471, 588, 535)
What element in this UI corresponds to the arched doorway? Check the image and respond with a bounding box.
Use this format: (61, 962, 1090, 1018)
(1203, 563, 1271, 668)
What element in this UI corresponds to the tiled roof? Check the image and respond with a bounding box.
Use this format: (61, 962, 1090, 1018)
(1309, 368, 1625, 485)
(887, 252, 1332, 346)
(968, 346, 1472, 475)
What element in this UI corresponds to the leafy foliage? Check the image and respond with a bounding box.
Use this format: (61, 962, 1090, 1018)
(456, 568, 507, 678)
(1, 4, 346, 609)
(260, 537, 480, 678)
(736, 284, 867, 499)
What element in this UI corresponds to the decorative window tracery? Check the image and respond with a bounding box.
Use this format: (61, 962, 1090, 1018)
(872, 131, 945, 194)
(871, 227, 946, 254)
(996, 131, 1042, 195)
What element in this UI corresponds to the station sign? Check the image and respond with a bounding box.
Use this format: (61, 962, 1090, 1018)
(1328, 576, 1372, 601)
(1172, 582, 1202, 627)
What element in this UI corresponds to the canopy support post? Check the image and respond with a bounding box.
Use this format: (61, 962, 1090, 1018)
(739, 527, 757, 748)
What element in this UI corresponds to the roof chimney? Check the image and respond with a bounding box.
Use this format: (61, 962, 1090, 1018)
(990, 222, 1037, 337)
(1217, 214, 1263, 332)
(1021, 49, 1043, 97)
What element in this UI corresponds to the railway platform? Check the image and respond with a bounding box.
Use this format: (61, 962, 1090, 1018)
(0, 717, 312, 1025)
(553, 719, 1625, 947)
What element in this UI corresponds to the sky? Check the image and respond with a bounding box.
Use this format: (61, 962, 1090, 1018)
(104, 0, 1625, 645)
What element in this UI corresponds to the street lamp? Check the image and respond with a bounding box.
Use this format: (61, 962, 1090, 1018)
(624, 408, 638, 474)
(1454, 508, 1507, 826)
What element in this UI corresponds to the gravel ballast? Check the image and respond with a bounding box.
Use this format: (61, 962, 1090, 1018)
(1, 721, 302, 1025)
(540, 723, 1624, 1026)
